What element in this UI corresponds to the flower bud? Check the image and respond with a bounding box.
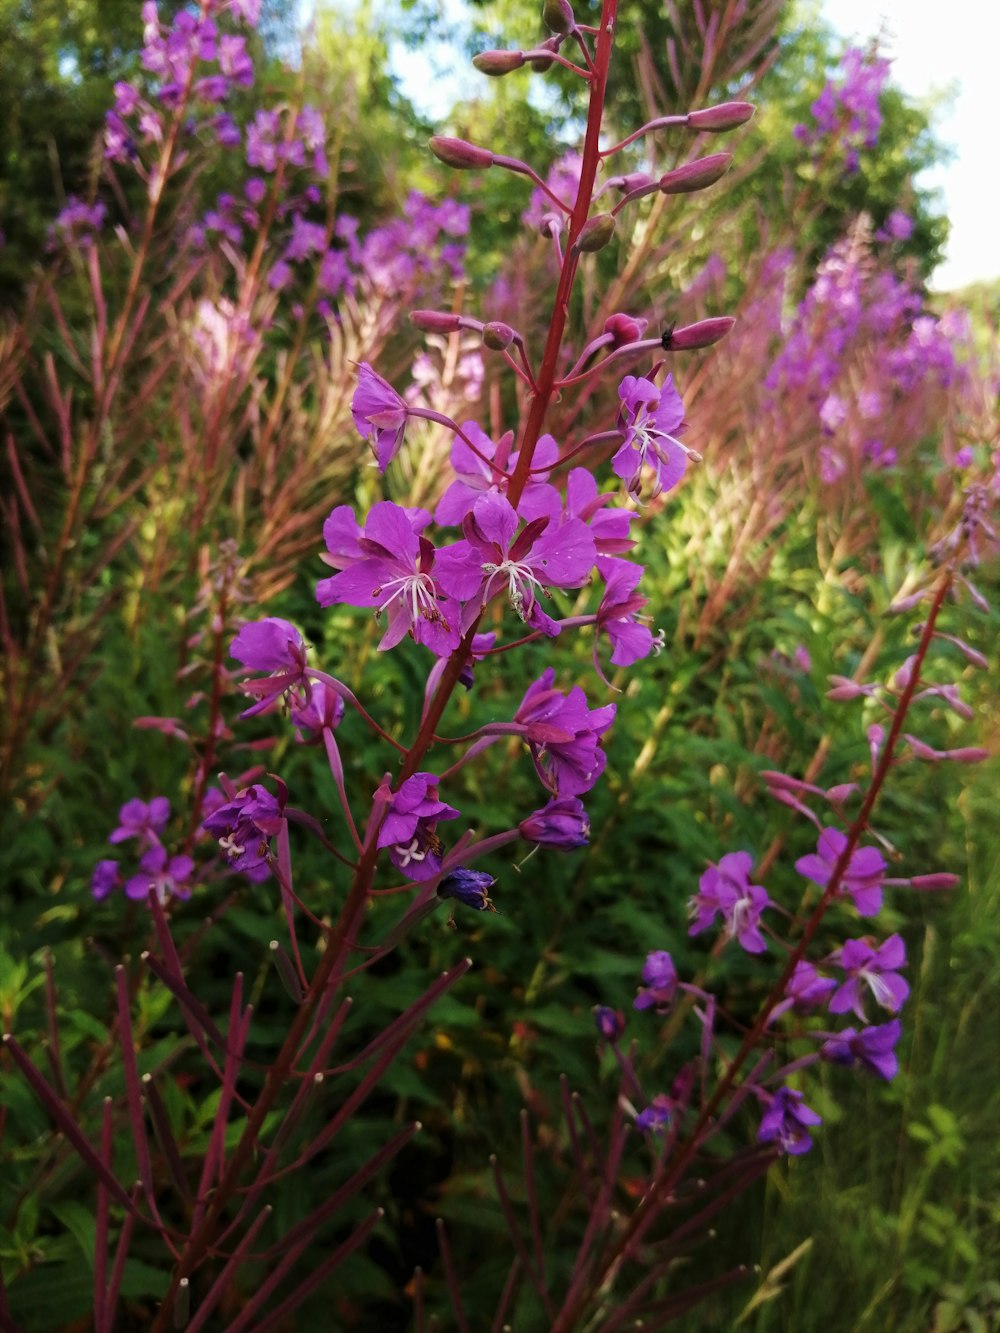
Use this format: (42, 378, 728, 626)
(428, 136, 494, 170)
(473, 49, 527, 76)
(482, 321, 515, 351)
(411, 309, 465, 333)
(604, 313, 648, 347)
(613, 171, 655, 194)
(910, 873, 961, 891)
(658, 153, 732, 195)
(438, 868, 497, 911)
(662, 316, 735, 350)
(572, 212, 616, 254)
(528, 36, 559, 71)
(687, 101, 756, 132)
(594, 1006, 625, 1041)
(542, 0, 575, 33)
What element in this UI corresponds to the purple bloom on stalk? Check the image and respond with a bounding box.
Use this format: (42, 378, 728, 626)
(377, 773, 460, 882)
(613, 374, 690, 501)
(202, 784, 284, 874)
(125, 846, 195, 904)
(316, 502, 461, 656)
(594, 1006, 625, 1041)
(634, 951, 678, 1011)
(109, 797, 171, 846)
(519, 796, 590, 849)
(514, 669, 616, 797)
(829, 934, 909, 1020)
(437, 868, 497, 912)
(352, 362, 410, 471)
(91, 860, 122, 901)
(688, 851, 772, 953)
(230, 617, 309, 717)
(821, 1018, 902, 1081)
(635, 1094, 673, 1134)
(772, 960, 836, 1018)
(594, 561, 658, 682)
(436, 492, 596, 636)
(433, 426, 559, 526)
(757, 1087, 822, 1155)
(795, 827, 887, 916)
(289, 679, 345, 738)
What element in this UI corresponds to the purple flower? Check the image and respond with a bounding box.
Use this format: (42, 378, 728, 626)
(795, 827, 887, 916)
(230, 617, 309, 717)
(202, 784, 285, 874)
(515, 669, 616, 797)
(595, 561, 657, 681)
(635, 1094, 673, 1134)
(377, 773, 460, 882)
(316, 502, 461, 656)
(219, 33, 254, 85)
(436, 492, 596, 636)
(829, 935, 909, 1020)
(519, 796, 590, 849)
(688, 851, 772, 953)
(437, 868, 497, 912)
(821, 1018, 902, 1081)
(757, 1087, 822, 1155)
(772, 961, 836, 1018)
(634, 950, 678, 1011)
(289, 680, 345, 738)
(125, 846, 195, 904)
(91, 860, 122, 901)
(109, 797, 171, 847)
(433, 426, 558, 525)
(612, 374, 690, 501)
(594, 1006, 625, 1041)
(352, 363, 410, 471)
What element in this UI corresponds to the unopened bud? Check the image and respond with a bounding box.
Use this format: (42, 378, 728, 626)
(614, 171, 655, 194)
(528, 36, 559, 71)
(573, 213, 616, 254)
(429, 136, 494, 170)
(658, 153, 732, 195)
(662, 316, 735, 350)
(473, 50, 527, 76)
(910, 873, 961, 891)
(482, 321, 515, 351)
(411, 309, 465, 333)
(542, 0, 575, 33)
(687, 101, 756, 132)
(604, 313, 648, 346)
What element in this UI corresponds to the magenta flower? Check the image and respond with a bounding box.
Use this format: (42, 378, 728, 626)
(109, 797, 170, 846)
(514, 669, 616, 797)
(317, 502, 461, 656)
(230, 617, 308, 717)
(688, 851, 772, 953)
(795, 827, 887, 916)
(436, 492, 596, 636)
(91, 860, 122, 902)
(821, 1018, 902, 1080)
(125, 846, 195, 904)
(595, 561, 656, 682)
(772, 960, 836, 1018)
(520, 469, 637, 569)
(519, 796, 590, 849)
(289, 680, 345, 738)
(377, 773, 459, 881)
(613, 374, 690, 501)
(757, 1088, 822, 1155)
(434, 426, 559, 525)
(829, 934, 909, 1020)
(437, 868, 496, 912)
(635, 1094, 673, 1134)
(352, 363, 410, 471)
(634, 950, 678, 1011)
(202, 785, 285, 875)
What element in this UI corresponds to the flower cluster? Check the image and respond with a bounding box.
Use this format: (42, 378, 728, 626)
(793, 45, 890, 173)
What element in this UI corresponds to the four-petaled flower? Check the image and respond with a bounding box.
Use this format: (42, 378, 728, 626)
(820, 1018, 902, 1081)
(515, 669, 616, 796)
(828, 934, 909, 1020)
(377, 773, 459, 882)
(634, 951, 678, 1011)
(795, 827, 887, 916)
(202, 784, 285, 874)
(757, 1087, 822, 1155)
(125, 846, 195, 904)
(613, 374, 690, 501)
(109, 797, 171, 847)
(434, 425, 558, 525)
(352, 362, 410, 471)
(689, 851, 772, 953)
(594, 561, 658, 683)
(230, 617, 309, 717)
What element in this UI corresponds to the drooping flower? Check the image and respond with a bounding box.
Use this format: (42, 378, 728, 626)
(688, 851, 772, 953)
(514, 669, 616, 796)
(519, 796, 590, 849)
(820, 1018, 902, 1080)
(633, 951, 678, 1011)
(828, 935, 909, 1020)
(377, 773, 460, 882)
(594, 561, 658, 681)
(757, 1087, 822, 1155)
(437, 868, 497, 912)
(612, 374, 691, 501)
(230, 617, 309, 717)
(795, 827, 887, 916)
(109, 798, 171, 847)
(433, 426, 559, 525)
(125, 846, 195, 904)
(289, 679, 345, 738)
(202, 784, 285, 875)
(352, 363, 410, 471)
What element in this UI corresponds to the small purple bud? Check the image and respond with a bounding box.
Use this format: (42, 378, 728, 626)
(910, 873, 961, 891)
(663, 316, 735, 350)
(411, 309, 465, 333)
(438, 868, 497, 912)
(482, 321, 515, 351)
(613, 172, 656, 194)
(472, 49, 527, 75)
(594, 1006, 625, 1041)
(573, 213, 616, 254)
(687, 101, 756, 132)
(658, 153, 732, 194)
(429, 136, 494, 170)
(604, 313, 648, 347)
(528, 36, 559, 71)
(542, 0, 575, 34)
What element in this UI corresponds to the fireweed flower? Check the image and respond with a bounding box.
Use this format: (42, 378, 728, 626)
(634, 950, 678, 1011)
(594, 1006, 626, 1041)
(125, 846, 195, 904)
(91, 860, 122, 902)
(821, 1018, 902, 1081)
(436, 492, 596, 635)
(289, 679, 345, 739)
(771, 960, 836, 1019)
(688, 851, 772, 953)
(829, 935, 909, 1020)
(514, 669, 616, 797)
(109, 797, 170, 847)
(635, 1094, 673, 1134)
(352, 362, 411, 471)
(612, 374, 691, 501)
(377, 773, 459, 882)
(757, 1087, 822, 1155)
(317, 502, 461, 656)
(519, 796, 590, 849)
(230, 617, 309, 717)
(795, 827, 887, 916)
(202, 785, 285, 875)
(594, 561, 659, 682)
(434, 425, 559, 525)
(437, 868, 497, 912)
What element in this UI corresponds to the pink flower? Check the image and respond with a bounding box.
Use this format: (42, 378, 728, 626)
(351, 363, 410, 471)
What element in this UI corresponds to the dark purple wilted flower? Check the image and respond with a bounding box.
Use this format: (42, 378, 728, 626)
(594, 1006, 625, 1041)
(635, 1094, 673, 1134)
(125, 846, 195, 904)
(689, 851, 772, 953)
(519, 796, 590, 849)
(634, 950, 678, 1011)
(437, 868, 497, 912)
(109, 797, 171, 847)
(91, 860, 122, 901)
(795, 827, 887, 916)
(434, 426, 558, 525)
(377, 773, 459, 882)
(230, 617, 309, 717)
(515, 669, 616, 797)
(757, 1087, 822, 1155)
(821, 1018, 902, 1080)
(202, 784, 285, 874)
(613, 374, 691, 501)
(829, 934, 909, 1020)
(317, 501, 461, 656)
(352, 363, 410, 471)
